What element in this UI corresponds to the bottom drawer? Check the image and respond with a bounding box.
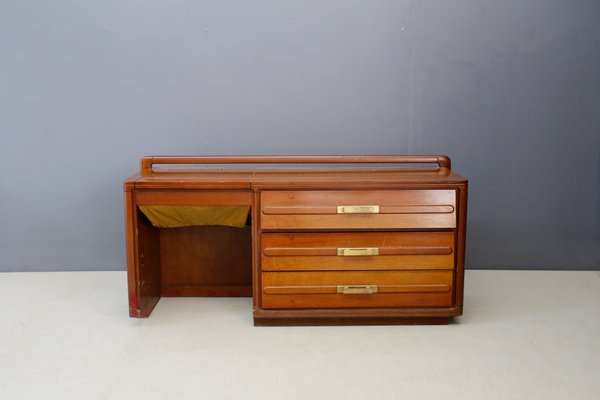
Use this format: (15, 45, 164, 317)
(261, 271, 453, 309)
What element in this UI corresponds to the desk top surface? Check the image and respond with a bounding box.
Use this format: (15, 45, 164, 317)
(125, 167, 467, 190)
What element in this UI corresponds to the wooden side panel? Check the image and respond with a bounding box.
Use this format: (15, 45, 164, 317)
(125, 190, 141, 316)
(261, 231, 454, 271)
(160, 225, 252, 296)
(455, 188, 468, 307)
(261, 190, 456, 230)
(252, 192, 261, 308)
(135, 209, 162, 316)
(261, 270, 453, 309)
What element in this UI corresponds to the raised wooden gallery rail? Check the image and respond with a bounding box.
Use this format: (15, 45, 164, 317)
(140, 155, 452, 175)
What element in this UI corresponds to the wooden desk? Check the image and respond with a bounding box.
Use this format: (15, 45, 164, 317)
(124, 155, 468, 325)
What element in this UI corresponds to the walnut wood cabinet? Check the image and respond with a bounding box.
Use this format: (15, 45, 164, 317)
(124, 155, 468, 325)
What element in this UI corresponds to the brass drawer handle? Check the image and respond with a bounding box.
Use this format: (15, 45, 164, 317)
(337, 247, 379, 256)
(336, 205, 380, 214)
(337, 285, 378, 295)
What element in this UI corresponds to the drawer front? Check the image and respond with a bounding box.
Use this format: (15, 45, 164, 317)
(262, 231, 454, 271)
(260, 190, 456, 230)
(261, 271, 453, 309)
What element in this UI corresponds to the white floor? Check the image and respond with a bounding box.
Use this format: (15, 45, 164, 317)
(0, 270, 599, 400)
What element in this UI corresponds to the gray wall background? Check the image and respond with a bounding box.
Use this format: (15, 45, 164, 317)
(1, 0, 599, 271)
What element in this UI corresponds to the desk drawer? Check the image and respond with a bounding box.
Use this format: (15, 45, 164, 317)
(261, 231, 454, 271)
(261, 270, 453, 309)
(260, 190, 456, 230)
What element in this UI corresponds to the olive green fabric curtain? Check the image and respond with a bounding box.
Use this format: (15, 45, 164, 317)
(139, 205, 250, 228)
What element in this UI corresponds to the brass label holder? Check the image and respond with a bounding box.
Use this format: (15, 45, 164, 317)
(337, 285, 378, 295)
(336, 205, 380, 214)
(337, 247, 379, 256)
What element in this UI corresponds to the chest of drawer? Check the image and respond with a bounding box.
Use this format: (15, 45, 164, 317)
(261, 231, 455, 271)
(261, 270, 453, 309)
(260, 190, 456, 230)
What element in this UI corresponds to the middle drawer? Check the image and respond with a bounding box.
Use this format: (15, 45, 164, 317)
(261, 231, 454, 271)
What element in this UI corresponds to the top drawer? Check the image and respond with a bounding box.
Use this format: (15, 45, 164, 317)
(260, 190, 456, 230)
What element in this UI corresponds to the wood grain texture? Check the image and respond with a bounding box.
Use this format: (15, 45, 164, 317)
(125, 191, 141, 316)
(160, 225, 252, 293)
(134, 209, 161, 317)
(263, 284, 450, 294)
(252, 191, 261, 308)
(261, 190, 456, 230)
(261, 189, 456, 207)
(162, 285, 252, 297)
(261, 270, 453, 309)
(136, 190, 252, 205)
(262, 205, 454, 215)
(455, 186, 468, 307)
(127, 170, 467, 190)
(261, 231, 454, 271)
(253, 305, 462, 320)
